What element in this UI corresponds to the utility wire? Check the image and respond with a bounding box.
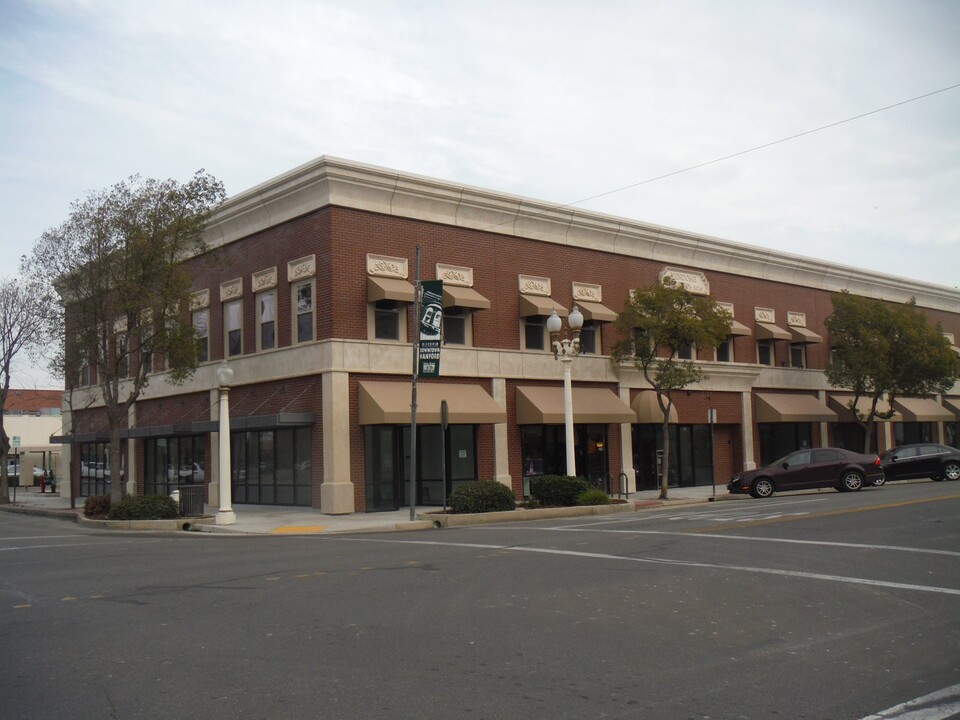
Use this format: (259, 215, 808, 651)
(486, 82, 960, 228)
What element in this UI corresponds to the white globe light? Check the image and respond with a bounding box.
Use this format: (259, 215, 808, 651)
(215, 362, 234, 387)
(546, 309, 562, 334)
(568, 305, 584, 331)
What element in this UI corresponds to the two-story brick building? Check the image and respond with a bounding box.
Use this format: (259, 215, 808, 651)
(57, 157, 960, 513)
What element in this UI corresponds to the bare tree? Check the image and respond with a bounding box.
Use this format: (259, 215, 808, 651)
(27, 171, 225, 504)
(0, 278, 55, 504)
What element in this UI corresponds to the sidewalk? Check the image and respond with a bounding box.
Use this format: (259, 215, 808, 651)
(0, 484, 733, 535)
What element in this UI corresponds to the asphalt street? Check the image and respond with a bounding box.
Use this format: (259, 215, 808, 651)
(2, 481, 958, 720)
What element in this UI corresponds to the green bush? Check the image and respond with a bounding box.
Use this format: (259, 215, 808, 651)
(107, 495, 179, 521)
(529, 475, 590, 507)
(449, 481, 516, 514)
(84, 495, 111, 518)
(577, 488, 610, 506)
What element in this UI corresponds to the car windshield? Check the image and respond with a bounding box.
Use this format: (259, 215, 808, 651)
(766, 453, 796, 468)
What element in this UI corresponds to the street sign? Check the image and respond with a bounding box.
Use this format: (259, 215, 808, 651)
(418, 280, 443, 377)
(11, 436, 20, 448)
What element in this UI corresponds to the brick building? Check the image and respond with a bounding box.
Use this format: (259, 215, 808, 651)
(58, 157, 960, 513)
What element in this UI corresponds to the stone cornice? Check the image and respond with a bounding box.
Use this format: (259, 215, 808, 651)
(206, 156, 960, 313)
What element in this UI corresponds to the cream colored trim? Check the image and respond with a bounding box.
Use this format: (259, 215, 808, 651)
(436, 263, 475, 287)
(755, 307, 776, 323)
(220, 278, 243, 301)
(204, 157, 960, 313)
(660, 267, 709, 295)
(288, 254, 316, 281)
(787, 311, 807, 327)
(367, 253, 409, 279)
(190, 289, 210, 310)
(252, 267, 278, 292)
(572, 282, 603, 303)
(519, 274, 551, 296)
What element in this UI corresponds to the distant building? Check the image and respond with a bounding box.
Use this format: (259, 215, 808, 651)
(56, 157, 960, 512)
(5, 389, 62, 486)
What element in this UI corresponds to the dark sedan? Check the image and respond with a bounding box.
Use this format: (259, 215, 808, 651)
(880, 444, 960, 482)
(728, 447, 884, 498)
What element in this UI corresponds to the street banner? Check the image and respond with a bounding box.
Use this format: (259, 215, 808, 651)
(418, 280, 443, 377)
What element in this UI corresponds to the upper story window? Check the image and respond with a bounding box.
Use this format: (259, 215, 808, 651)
(579, 321, 600, 354)
(367, 254, 414, 343)
(225, 299, 242, 357)
(790, 343, 806, 369)
(443, 307, 466, 345)
(524, 315, 546, 351)
(374, 300, 401, 340)
(192, 308, 209, 363)
(677, 342, 694, 360)
(716, 336, 734, 362)
(294, 280, 314, 343)
(436, 264, 490, 349)
(258, 291, 276, 351)
(758, 339, 774, 366)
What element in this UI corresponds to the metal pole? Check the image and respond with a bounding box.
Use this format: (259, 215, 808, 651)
(562, 356, 576, 477)
(441, 399, 448, 512)
(409, 246, 421, 521)
(708, 408, 717, 501)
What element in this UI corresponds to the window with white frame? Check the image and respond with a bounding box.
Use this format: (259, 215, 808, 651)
(374, 300, 401, 341)
(225, 299, 242, 357)
(677, 342, 694, 360)
(716, 336, 734, 362)
(258, 291, 276, 351)
(193, 308, 209, 363)
(293, 280, 314, 343)
(579, 321, 600, 354)
(524, 316, 546, 351)
(757, 339, 774, 366)
(443, 307, 467, 345)
(790, 343, 806, 369)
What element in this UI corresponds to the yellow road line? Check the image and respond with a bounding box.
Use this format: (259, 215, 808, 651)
(689, 493, 959, 533)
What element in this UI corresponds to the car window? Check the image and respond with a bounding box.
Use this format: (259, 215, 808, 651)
(786, 451, 812, 466)
(918, 445, 940, 456)
(813, 449, 842, 463)
(892, 447, 917, 458)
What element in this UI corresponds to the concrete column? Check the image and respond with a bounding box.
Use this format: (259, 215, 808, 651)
(619, 386, 636, 494)
(490, 377, 512, 488)
(741, 390, 756, 470)
(321, 371, 355, 514)
(126, 404, 137, 496)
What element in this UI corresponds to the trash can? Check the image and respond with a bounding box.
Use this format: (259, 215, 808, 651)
(177, 484, 205, 517)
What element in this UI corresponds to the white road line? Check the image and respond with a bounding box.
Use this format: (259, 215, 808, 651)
(860, 683, 960, 719)
(337, 537, 960, 596)
(0, 534, 87, 541)
(529, 527, 960, 557)
(0, 540, 164, 552)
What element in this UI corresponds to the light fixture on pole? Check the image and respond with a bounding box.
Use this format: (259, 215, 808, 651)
(547, 305, 584, 477)
(215, 361, 236, 525)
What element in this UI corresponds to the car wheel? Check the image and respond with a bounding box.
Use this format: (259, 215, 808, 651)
(869, 475, 886, 487)
(839, 471, 863, 492)
(750, 478, 774, 498)
(943, 462, 960, 481)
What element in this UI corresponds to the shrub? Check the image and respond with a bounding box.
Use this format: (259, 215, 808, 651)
(84, 495, 111, 518)
(449, 481, 516, 514)
(107, 495, 179, 521)
(577, 488, 610, 506)
(529, 475, 590, 507)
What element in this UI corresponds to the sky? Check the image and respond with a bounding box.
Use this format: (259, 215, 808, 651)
(1, 0, 958, 389)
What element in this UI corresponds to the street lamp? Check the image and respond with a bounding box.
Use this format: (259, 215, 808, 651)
(547, 305, 584, 477)
(215, 362, 236, 525)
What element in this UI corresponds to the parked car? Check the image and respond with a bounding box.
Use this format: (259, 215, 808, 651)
(179, 463, 205, 483)
(880, 444, 960, 482)
(728, 447, 883, 498)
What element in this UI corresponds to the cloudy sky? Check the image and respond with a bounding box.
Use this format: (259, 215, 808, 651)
(1, 0, 958, 388)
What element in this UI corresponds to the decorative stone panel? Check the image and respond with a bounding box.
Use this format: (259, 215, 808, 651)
(220, 278, 243, 302)
(288, 254, 316, 281)
(660, 267, 710, 295)
(787, 311, 807, 327)
(518, 274, 551, 296)
(754, 307, 776, 323)
(252, 267, 278, 292)
(573, 282, 603, 302)
(190, 289, 210, 310)
(367, 253, 408, 279)
(436, 263, 474, 287)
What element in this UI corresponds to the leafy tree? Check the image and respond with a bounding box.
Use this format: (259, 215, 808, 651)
(826, 291, 956, 453)
(27, 172, 225, 504)
(0, 278, 55, 504)
(613, 277, 732, 499)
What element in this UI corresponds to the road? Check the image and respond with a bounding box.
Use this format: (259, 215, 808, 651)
(2, 481, 958, 719)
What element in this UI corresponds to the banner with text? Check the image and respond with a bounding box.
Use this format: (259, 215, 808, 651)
(418, 280, 443, 377)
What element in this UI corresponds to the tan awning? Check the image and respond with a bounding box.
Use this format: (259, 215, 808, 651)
(442, 285, 490, 310)
(516, 386, 635, 424)
(755, 322, 792, 341)
(789, 326, 823, 343)
(755, 393, 837, 423)
(631, 391, 678, 424)
(892, 397, 954, 422)
(943, 397, 960, 419)
(728, 319, 752, 337)
(827, 395, 901, 422)
(358, 381, 506, 425)
(577, 301, 618, 323)
(367, 276, 415, 303)
(519, 295, 567, 318)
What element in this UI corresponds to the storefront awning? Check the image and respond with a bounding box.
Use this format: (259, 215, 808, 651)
(755, 393, 837, 423)
(789, 326, 823, 343)
(519, 295, 567, 318)
(943, 397, 960, 419)
(892, 397, 954, 422)
(516, 386, 635, 424)
(728, 319, 752, 337)
(367, 276, 416, 303)
(359, 381, 506, 425)
(631, 391, 678, 424)
(443, 285, 491, 310)
(827, 395, 901, 423)
(576, 301, 618, 323)
(755, 322, 792, 341)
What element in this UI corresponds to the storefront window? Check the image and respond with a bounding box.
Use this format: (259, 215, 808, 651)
(894, 422, 933, 445)
(632, 424, 715, 490)
(520, 424, 609, 494)
(758, 423, 812, 466)
(232, 427, 312, 506)
(144, 436, 206, 496)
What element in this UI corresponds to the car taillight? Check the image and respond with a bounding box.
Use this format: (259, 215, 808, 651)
(874, 457, 881, 466)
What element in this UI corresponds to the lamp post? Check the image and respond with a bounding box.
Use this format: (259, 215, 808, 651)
(216, 362, 236, 525)
(547, 305, 584, 477)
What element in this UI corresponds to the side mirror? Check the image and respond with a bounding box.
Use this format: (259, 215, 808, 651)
(781, 462, 789, 469)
